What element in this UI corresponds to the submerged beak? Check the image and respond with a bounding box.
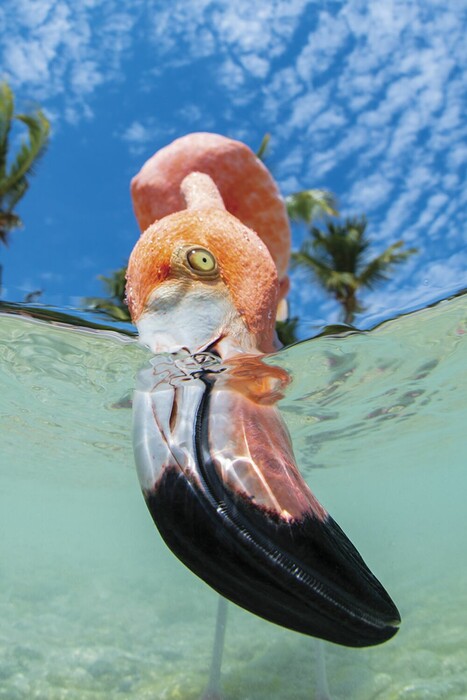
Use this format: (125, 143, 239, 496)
(133, 346, 400, 647)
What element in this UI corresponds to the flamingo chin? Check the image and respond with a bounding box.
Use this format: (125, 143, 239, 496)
(136, 281, 258, 358)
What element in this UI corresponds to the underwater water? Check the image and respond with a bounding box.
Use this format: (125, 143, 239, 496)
(0, 293, 466, 700)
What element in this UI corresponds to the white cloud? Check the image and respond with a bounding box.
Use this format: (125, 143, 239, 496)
(1, 0, 139, 119)
(447, 143, 467, 170)
(217, 58, 247, 90)
(121, 121, 153, 145)
(176, 104, 204, 124)
(40, 271, 64, 282)
(119, 118, 177, 156)
(146, 0, 312, 71)
(348, 173, 394, 212)
(70, 60, 103, 94)
(240, 53, 270, 79)
(296, 10, 349, 80)
(288, 87, 331, 130)
(411, 193, 449, 233)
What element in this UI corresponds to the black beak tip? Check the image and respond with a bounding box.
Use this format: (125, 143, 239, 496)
(144, 471, 401, 648)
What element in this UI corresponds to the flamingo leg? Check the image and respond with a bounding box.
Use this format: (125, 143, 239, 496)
(313, 639, 332, 700)
(200, 596, 229, 700)
(200, 606, 333, 700)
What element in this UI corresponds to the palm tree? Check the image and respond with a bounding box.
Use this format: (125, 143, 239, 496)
(85, 267, 132, 322)
(291, 216, 417, 325)
(285, 188, 338, 223)
(0, 82, 50, 246)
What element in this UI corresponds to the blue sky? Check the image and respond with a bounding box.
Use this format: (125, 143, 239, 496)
(1, 0, 466, 335)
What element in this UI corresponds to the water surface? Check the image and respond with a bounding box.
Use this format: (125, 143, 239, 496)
(1, 294, 466, 699)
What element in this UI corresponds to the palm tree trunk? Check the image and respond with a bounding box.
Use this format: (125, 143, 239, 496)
(343, 303, 354, 325)
(337, 287, 357, 325)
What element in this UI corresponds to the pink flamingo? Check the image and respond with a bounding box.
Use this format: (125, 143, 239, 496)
(126, 134, 400, 698)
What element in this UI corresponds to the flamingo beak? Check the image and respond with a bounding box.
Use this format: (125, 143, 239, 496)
(132, 341, 400, 647)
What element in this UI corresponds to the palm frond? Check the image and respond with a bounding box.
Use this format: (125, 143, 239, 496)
(0, 211, 23, 245)
(97, 267, 128, 301)
(325, 270, 359, 294)
(291, 249, 328, 273)
(84, 267, 130, 322)
(0, 84, 50, 248)
(358, 241, 418, 289)
(286, 189, 338, 224)
(291, 249, 337, 290)
(3, 178, 28, 211)
(305, 217, 368, 275)
(85, 298, 131, 322)
(0, 83, 14, 179)
(256, 133, 270, 161)
(1, 110, 50, 193)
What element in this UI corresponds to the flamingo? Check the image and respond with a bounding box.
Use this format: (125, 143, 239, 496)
(126, 134, 400, 698)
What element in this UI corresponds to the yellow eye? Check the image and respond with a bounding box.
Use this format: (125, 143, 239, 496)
(186, 248, 217, 275)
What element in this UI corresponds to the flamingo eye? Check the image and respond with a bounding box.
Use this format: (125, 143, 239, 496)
(186, 248, 217, 275)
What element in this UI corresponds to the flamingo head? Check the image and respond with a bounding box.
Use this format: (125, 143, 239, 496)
(126, 172, 279, 359)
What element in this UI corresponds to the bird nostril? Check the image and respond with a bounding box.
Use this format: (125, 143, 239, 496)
(169, 400, 178, 432)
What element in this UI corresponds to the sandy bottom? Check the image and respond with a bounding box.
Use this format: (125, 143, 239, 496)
(1, 558, 466, 700)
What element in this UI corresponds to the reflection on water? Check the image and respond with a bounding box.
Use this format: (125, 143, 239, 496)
(0, 294, 466, 699)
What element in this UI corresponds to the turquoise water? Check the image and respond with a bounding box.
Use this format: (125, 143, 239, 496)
(0, 294, 466, 700)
